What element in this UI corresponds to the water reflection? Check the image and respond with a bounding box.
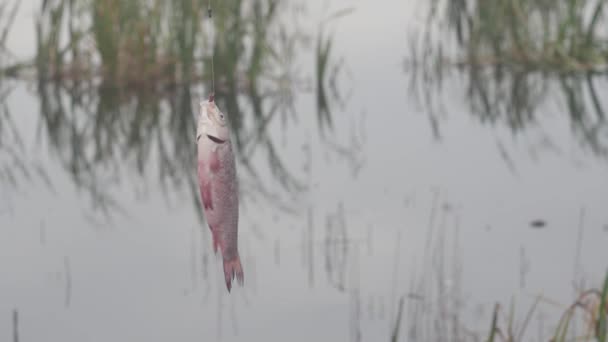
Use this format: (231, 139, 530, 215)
(4, 1, 605, 341)
(324, 202, 349, 291)
(407, 0, 608, 159)
(0, 1, 370, 339)
(404, 3, 608, 340)
(12, 308, 18, 342)
(0, 1, 46, 209)
(406, 192, 467, 342)
(0, 0, 354, 221)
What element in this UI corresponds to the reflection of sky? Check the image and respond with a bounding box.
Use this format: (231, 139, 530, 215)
(1, 1, 608, 341)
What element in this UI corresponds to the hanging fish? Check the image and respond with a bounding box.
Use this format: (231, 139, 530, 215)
(197, 94, 243, 292)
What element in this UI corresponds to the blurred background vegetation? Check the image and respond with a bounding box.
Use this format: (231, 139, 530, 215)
(407, 0, 608, 160)
(0, 0, 352, 219)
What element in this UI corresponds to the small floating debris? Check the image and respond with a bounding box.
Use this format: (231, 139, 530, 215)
(407, 292, 424, 301)
(530, 220, 547, 229)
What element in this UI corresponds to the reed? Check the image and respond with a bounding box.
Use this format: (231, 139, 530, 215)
(407, 0, 608, 159)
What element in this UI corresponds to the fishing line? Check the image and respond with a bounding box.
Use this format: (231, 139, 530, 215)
(207, 0, 215, 97)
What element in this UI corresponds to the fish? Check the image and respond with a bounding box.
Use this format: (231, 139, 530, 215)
(196, 94, 243, 292)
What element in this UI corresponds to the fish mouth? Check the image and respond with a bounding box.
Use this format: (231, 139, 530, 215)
(206, 134, 226, 144)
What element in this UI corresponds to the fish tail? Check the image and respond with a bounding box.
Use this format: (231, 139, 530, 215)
(223, 255, 244, 293)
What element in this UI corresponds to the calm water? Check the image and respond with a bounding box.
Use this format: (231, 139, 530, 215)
(1, 1, 608, 341)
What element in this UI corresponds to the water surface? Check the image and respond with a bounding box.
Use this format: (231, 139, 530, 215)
(1, 1, 608, 341)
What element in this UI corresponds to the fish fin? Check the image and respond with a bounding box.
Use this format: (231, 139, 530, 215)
(198, 161, 213, 210)
(209, 151, 221, 173)
(201, 181, 213, 210)
(223, 255, 244, 293)
(211, 230, 220, 255)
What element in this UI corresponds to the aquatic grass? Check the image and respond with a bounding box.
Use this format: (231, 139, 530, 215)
(408, 235, 608, 342)
(597, 271, 608, 341)
(0, 0, 19, 53)
(408, 0, 608, 159)
(316, 28, 333, 134)
(35, 0, 205, 88)
(420, 0, 608, 72)
(9, 0, 350, 220)
(405, 192, 473, 342)
(403, 190, 608, 342)
(315, 8, 352, 137)
(36, 0, 68, 80)
(0, 0, 23, 80)
(487, 303, 499, 342)
(547, 286, 608, 342)
(494, 276, 608, 342)
(391, 296, 405, 342)
(0, 1, 33, 79)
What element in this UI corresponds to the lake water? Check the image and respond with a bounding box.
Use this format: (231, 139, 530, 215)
(1, 1, 607, 341)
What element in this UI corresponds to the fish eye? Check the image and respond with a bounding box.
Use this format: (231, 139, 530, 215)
(210, 109, 226, 126)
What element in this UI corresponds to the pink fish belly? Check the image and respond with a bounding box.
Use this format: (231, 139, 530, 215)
(197, 144, 239, 259)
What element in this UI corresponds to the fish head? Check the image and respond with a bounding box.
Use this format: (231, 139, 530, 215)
(197, 96, 230, 144)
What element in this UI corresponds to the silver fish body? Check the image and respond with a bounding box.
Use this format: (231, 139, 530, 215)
(196, 95, 243, 292)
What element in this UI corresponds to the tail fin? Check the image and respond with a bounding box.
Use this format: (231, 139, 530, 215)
(223, 255, 244, 293)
